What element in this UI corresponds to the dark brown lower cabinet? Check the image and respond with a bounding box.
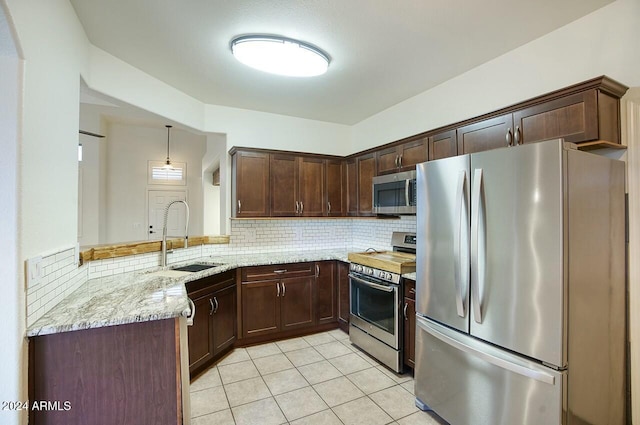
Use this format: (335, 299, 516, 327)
(29, 318, 187, 425)
(241, 277, 314, 338)
(337, 261, 350, 332)
(403, 279, 416, 369)
(241, 279, 281, 338)
(280, 276, 315, 330)
(240, 262, 339, 342)
(316, 261, 337, 325)
(187, 270, 237, 377)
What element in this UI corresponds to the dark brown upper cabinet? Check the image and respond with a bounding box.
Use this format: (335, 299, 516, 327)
(457, 114, 514, 155)
(376, 137, 428, 175)
(357, 153, 376, 216)
(271, 154, 325, 217)
(345, 158, 358, 216)
(298, 157, 325, 216)
(512, 88, 620, 146)
(270, 153, 299, 216)
(325, 159, 344, 216)
(428, 129, 458, 160)
(232, 151, 270, 217)
(231, 77, 627, 218)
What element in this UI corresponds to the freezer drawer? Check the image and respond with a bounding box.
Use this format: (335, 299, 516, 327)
(415, 316, 565, 425)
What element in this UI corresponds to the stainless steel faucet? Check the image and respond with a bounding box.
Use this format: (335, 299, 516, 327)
(161, 200, 190, 269)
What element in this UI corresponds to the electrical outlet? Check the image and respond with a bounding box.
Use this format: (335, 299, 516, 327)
(26, 256, 43, 288)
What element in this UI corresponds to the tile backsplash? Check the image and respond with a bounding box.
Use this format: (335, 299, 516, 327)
(26, 247, 87, 326)
(26, 216, 417, 327)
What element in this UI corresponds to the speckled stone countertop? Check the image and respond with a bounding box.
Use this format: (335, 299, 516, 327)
(27, 249, 351, 337)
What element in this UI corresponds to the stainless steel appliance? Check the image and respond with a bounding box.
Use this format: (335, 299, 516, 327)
(349, 232, 416, 372)
(372, 170, 417, 215)
(414, 139, 626, 425)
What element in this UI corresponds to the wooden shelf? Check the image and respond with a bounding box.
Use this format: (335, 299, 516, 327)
(577, 140, 627, 151)
(80, 235, 230, 264)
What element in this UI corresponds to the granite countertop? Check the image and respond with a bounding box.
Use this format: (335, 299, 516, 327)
(27, 249, 351, 337)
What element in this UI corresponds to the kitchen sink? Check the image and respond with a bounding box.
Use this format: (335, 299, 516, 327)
(172, 263, 221, 272)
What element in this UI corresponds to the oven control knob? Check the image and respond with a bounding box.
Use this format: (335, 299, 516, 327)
(366, 267, 373, 275)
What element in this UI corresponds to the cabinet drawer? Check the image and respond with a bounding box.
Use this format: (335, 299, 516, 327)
(186, 270, 235, 297)
(405, 279, 416, 300)
(241, 262, 315, 282)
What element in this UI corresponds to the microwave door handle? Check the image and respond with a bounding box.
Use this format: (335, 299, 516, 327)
(453, 170, 467, 318)
(349, 274, 395, 292)
(405, 179, 411, 207)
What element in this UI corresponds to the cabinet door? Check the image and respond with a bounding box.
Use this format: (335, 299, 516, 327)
(188, 292, 215, 372)
(457, 114, 514, 154)
(376, 146, 400, 175)
(211, 284, 237, 356)
(299, 157, 325, 216)
(512, 90, 599, 145)
(242, 280, 280, 338)
(357, 153, 376, 216)
(337, 262, 350, 329)
(403, 279, 416, 368)
(234, 151, 270, 217)
(316, 262, 337, 325)
(398, 137, 428, 170)
(429, 129, 458, 160)
(325, 159, 344, 216)
(280, 276, 314, 331)
(270, 154, 298, 216)
(345, 158, 358, 216)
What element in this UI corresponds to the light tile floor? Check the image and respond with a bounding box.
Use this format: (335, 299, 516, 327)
(190, 329, 447, 425)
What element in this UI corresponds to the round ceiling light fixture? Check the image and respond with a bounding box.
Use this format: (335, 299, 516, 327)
(230, 35, 330, 77)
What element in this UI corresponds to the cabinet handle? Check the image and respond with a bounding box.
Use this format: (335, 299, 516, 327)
(300, 202, 304, 214)
(315, 264, 319, 277)
(209, 298, 214, 315)
(237, 200, 242, 213)
(506, 128, 513, 147)
(277, 282, 281, 297)
(399, 154, 403, 167)
(403, 302, 408, 320)
(281, 282, 286, 297)
(274, 269, 287, 274)
(514, 126, 521, 145)
(295, 201, 299, 214)
(327, 201, 331, 214)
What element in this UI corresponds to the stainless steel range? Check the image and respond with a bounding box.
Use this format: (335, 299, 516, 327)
(348, 232, 416, 373)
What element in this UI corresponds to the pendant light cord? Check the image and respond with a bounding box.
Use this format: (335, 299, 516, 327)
(166, 125, 172, 164)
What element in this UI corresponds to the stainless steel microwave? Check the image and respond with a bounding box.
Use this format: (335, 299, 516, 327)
(372, 170, 417, 215)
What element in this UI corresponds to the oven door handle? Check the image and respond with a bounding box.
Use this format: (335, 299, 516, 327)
(349, 273, 395, 292)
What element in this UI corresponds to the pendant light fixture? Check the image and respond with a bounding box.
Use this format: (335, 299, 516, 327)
(231, 35, 330, 77)
(162, 125, 174, 170)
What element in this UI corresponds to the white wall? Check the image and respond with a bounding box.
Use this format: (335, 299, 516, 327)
(9, 0, 89, 259)
(351, 0, 640, 152)
(105, 123, 206, 243)
(202, 133, 226, 235)
(0, 3, 22, 421)
(78, 106, 107, 246)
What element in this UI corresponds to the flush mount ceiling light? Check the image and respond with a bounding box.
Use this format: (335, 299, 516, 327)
(231, 35, 330, 77)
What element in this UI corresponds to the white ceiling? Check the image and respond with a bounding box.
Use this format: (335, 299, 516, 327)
(70, 0, 613, 125)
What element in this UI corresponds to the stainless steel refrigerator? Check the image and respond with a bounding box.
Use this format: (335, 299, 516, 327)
(414, 139, 626, 425)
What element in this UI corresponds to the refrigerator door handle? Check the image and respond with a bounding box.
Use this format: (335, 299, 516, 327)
(453, 170, 468, 318)
(471, 168, 484, 324)
(416, 315, 556, 385)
